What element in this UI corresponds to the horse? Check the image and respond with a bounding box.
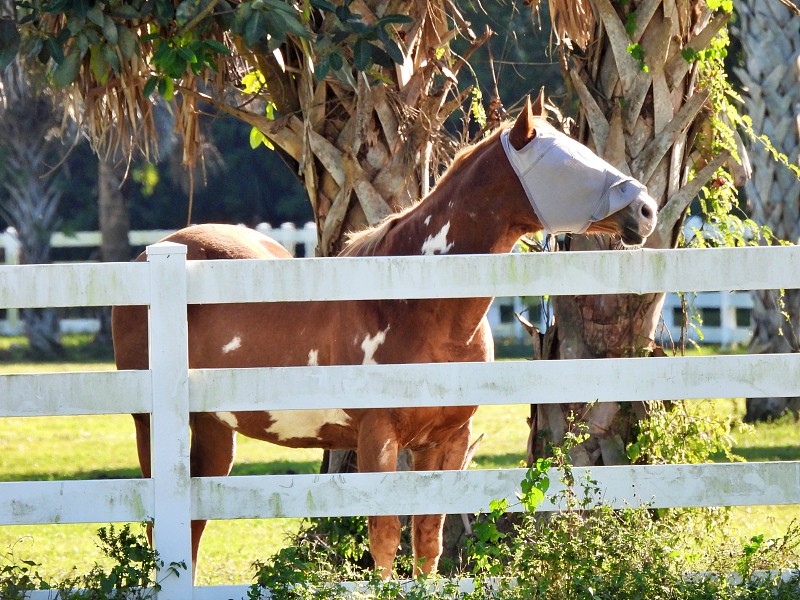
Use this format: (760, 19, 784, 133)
(111, 92, 658, 580)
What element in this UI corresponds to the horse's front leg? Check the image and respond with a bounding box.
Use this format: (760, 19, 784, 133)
(357, 419, 401, 579)
(410, 422, 471, 576)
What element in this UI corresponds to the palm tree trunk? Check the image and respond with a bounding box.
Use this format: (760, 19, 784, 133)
(0, 57, 64, 358)
(734, 1, 800, 422)
(529, 0, 734, 466)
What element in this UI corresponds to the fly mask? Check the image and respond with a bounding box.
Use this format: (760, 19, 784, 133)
(500, 128, 648, 235)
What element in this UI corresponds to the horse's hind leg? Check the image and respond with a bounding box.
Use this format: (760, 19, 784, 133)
(188, 413, 237, 580)
(410, 423, 471, 575)
(357, 422, 402, 578)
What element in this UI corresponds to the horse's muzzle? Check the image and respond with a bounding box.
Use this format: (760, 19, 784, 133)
(620, 193, 658, 246)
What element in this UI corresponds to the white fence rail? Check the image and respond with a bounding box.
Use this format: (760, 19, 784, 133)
(0, 224, 317, 335)
(1, 245, 799, 599)
(1, 226, 754, 345)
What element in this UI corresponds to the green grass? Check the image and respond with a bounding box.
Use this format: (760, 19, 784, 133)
(2, 356, 799, 586)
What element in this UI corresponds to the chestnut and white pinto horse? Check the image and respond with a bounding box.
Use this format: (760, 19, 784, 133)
(111, 93, 658, 579)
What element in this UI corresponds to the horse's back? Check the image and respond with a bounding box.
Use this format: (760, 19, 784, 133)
(112, 224, 293, 370)
(157, 223, 293, 260)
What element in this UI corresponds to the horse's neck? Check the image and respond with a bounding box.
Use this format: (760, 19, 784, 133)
(378, 138, 537, 344)
(387, 141, 535, 257)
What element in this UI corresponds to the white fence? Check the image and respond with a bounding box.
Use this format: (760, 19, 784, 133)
(2, 245, 800, 598)
(1, 226, 754, 345)
(0, 224, 317, 335)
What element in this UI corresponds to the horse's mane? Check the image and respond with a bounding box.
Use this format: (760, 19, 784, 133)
(339, 116, 554, 258)
(339, 200, 421, 257)
(340, 121, 534, 258)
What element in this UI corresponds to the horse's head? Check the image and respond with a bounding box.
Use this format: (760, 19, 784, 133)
(505, 92, 658, 247)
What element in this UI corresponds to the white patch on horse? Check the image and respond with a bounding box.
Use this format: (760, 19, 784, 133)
(307, 349, 319, 366)
(361, 328, 389, 365)
(424, 215, 431, 226)
(421, 222, 454, 255)
(215, 411, 239, 429)
(265, 409, 352, 441)
(222, 336, 242, 354)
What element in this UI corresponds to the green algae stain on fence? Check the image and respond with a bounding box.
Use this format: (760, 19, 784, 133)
(306, 490, 316, 513)
(125, 489, 148, 521)
(268, 493, 285, 518)
(10, 499, 35, 519)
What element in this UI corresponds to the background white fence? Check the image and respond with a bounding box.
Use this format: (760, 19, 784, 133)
(1, 245, 799, 599)
(0, 223, 317, 335)
(1, 226, 754, 345)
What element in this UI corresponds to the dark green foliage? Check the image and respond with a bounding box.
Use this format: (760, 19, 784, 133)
(1, 523, 184, 599)
(9, 116, 312, 245)
(0, 18, 22, 69)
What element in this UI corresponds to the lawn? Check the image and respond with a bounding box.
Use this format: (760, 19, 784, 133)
(1, 354, 799, 586)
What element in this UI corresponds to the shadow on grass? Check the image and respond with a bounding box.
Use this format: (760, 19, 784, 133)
(732, 446, 800, 462)
(1, 461, 324, 482)
(470, 452, 525, 469)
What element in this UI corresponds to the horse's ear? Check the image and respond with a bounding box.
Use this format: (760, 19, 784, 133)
(531, 87, 546, 117)
(508, 96, 537, 150)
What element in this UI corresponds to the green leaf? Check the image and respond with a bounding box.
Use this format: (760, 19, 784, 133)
(243, 10, 266, 46)
(87, 5, 104, 26)
(276, 12, 310, 39)
(117, 25, 137, 60)
(42, 35, 63, 63)
(203, 39, 231, 55)
(369, 45, 393, 68)
(0, 18, 21, 70)
(310, 0, 335, 12)
(260, 0, 299, 15)
(67, 16, 87, 36)
(102, 14, 118, 44)
(335, 4, 352, 22)
(314, 56, 330, 80)
(352, 38, 370, 70)
(380, 37, 403, 65)
(111, 5, 142, 19)
(624, 12, 636, 37)
(177, 45, 197, 63)
(103, 42, 120, 72)
(154, 0, 176, 25)
(143, 75, 159, 97)
(376, 14, 413, 26)
(249, 126, 273, 149)
(90, 44, 111, 83)
(328, 50, 342, 70)
(158, 76, 174, 100)
(72, 0, 89, 18)
(52, 50, 82, 87)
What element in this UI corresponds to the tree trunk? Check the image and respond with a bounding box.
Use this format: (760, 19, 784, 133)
(0, 57, 64, 358)
(734, 1, 800, 422)
(529, 1, 734, 467)
(94, 156, 132, 347)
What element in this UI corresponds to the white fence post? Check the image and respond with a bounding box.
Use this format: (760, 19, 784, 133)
(302, 221, 318, 257)
(279, 222, 297, 256)
(3, 228, 21, 334)
(147, 242, 193, 598)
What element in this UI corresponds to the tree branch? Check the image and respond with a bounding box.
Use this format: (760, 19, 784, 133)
(177, 0, 219, 37)
(777, 0, 800, 16)
(651, 149, 730, 247)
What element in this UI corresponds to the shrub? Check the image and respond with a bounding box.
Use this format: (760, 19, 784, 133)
(1, 523, 184, 599)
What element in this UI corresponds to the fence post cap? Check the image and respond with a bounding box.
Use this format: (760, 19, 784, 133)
(146, 241, 188, 256)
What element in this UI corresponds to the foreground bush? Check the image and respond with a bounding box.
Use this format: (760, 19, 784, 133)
(246, 458, 800, 599)
(1, 524, 183, 599)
